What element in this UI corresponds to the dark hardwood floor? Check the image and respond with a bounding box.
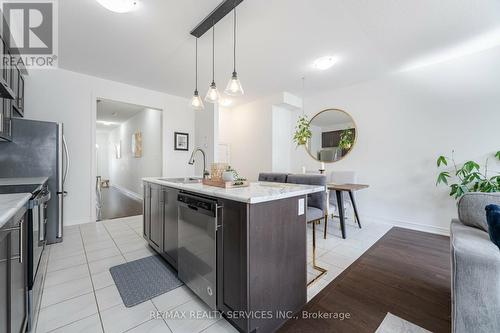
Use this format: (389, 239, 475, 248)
(279, 227, 451, 333)
(97, 187, 143, 221)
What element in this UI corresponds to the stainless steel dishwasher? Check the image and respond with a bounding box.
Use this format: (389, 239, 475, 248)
(177, 192, 220, 310)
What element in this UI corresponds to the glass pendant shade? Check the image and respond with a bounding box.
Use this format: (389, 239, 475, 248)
(205, 82, 220, 104)
(191, 90, 204, 110)
(224, 72, 244, 96)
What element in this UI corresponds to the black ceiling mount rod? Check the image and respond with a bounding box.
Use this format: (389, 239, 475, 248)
(190, 0, 244, 38)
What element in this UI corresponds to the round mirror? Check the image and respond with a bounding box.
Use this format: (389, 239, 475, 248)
(306, 109, 357, 163)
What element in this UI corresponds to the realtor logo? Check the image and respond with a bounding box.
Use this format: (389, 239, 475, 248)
(1, 0, 58, 68)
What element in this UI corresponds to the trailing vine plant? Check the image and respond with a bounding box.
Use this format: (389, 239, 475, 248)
(339, 129, 354, 150)
(436, 150, 500, 199)
(293, 115, 312, 146)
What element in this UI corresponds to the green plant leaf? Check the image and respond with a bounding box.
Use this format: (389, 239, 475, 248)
(450, 184, 458, 196)
(463, 161, 480, 173)
(436, 172, 450, 185)
(496, 151, 500, 160)
(437, 156, 448, 167)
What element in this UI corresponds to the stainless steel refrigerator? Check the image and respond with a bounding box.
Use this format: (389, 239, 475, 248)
(0, 118, 69, 244)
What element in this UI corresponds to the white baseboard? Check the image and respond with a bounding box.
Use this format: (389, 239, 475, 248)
(64, 217, 95, 226)
(361, 214, 450, 236)
(111, 184, 143, 201)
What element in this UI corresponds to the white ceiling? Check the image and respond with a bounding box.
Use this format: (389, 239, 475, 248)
(96, 99, 146, 130)
(59, 0, 500, 106)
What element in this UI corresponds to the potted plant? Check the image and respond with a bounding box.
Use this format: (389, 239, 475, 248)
(436, 150, 500, 199)
(293, 115, 312, 146)
(339, 129, 354, 150)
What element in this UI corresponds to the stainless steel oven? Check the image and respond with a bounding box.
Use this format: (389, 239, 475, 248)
(177, 192, 221, 310)
(27, 185, 50, 331)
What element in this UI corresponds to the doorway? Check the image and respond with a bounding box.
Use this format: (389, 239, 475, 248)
(95, 99, 162, 221)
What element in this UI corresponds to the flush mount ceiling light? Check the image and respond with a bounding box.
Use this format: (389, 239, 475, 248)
(95, 0, 140, 13)
(312, 56, 337, 70)
(191, 38, 204, 110)
(205, 24, 220, 104)
(224, 7, 244, 96)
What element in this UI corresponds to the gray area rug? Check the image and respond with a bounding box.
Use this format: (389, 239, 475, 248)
(110, 255, 183, 307)
(375, 313, 432, 333)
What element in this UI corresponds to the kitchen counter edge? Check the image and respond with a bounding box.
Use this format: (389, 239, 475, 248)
(143, 177, 324, 204)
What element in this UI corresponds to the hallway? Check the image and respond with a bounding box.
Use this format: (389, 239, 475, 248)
(97, 187, 142, 221)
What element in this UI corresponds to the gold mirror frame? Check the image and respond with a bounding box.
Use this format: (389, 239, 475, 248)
(305, 108, 358, 163)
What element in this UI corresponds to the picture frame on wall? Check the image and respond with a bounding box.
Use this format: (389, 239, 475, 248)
(131, 131, 143, 158)
(115, 141, 121, 159)
(174, 132, 189, 151)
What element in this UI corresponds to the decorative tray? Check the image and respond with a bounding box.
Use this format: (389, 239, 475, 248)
(202, 178, 249, 189)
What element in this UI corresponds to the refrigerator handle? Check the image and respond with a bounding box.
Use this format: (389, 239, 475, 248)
(63, 135, 70, 187)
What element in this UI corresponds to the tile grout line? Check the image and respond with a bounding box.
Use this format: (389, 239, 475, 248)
(37, 227, 99, 333)
(101, 220, 135, 261)
(78, 224, 107, 333)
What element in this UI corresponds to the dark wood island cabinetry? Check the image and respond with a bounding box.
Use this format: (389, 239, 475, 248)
(143, 179, 320, 333)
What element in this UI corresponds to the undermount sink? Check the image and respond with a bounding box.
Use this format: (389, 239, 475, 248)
(159, 177, 202, 184)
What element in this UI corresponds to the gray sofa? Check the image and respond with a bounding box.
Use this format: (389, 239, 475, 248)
(451, 192, 500, 333)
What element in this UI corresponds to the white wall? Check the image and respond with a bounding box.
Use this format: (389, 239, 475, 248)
(218, 94, 285, 181)
(25, 68, 196, 225)
(96, 131, 110, 179)
(108, 109, 162, 197)
(271, 105, 293, 173)
(194, 103, 218, 176)
(219, 46, 500, 234)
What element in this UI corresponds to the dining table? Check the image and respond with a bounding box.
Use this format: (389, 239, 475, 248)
(327, 183, 369, 239)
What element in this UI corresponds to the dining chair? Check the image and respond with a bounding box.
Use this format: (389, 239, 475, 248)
(287, 174, 328, 286)
(258, 172, 289, 183)
(325, 171, 357, 239)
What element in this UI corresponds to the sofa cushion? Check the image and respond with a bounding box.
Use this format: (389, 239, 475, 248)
(450, 219, 500, 333)
(458, 192, 500, 232)
(486, 204, 500, 250)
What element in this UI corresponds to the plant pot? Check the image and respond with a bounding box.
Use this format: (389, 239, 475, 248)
(222, 171, 235, 182)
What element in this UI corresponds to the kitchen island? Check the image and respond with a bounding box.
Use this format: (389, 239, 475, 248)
(142, 178, 324, 333)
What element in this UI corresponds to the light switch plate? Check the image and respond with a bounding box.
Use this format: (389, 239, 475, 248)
(298, 198, 305, 216)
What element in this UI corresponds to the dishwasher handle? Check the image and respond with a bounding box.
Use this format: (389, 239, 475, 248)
(178, 193, 217, 217)
(187, 204, 199, 211)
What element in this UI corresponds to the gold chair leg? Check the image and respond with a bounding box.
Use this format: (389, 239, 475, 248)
(323, 215, 328, 239)
(307, 220, 328, 286)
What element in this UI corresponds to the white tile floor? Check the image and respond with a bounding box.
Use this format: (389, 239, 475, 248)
(36, 214, 392, 333)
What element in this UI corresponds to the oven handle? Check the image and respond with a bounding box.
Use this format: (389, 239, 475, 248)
(29, 191, 51, 209)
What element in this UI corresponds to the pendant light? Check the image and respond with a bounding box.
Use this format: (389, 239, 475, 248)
(205, 24, 220, 103)
(224, 7, 244, 96)
(191, 38, 204, 110)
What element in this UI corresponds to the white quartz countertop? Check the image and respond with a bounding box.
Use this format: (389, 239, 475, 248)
(0, 177, 49, 186)
(143, 178, 324, 204)
(0, 193, 31, 229)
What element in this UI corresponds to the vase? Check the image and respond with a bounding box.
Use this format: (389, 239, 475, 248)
(222, 171, 235, 182)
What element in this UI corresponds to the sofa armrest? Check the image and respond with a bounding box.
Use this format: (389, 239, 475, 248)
(451, 219, 500, 333)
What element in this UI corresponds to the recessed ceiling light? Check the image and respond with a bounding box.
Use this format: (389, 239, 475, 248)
(95, 0, 140, 13)
(312, 56, 337, 70)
